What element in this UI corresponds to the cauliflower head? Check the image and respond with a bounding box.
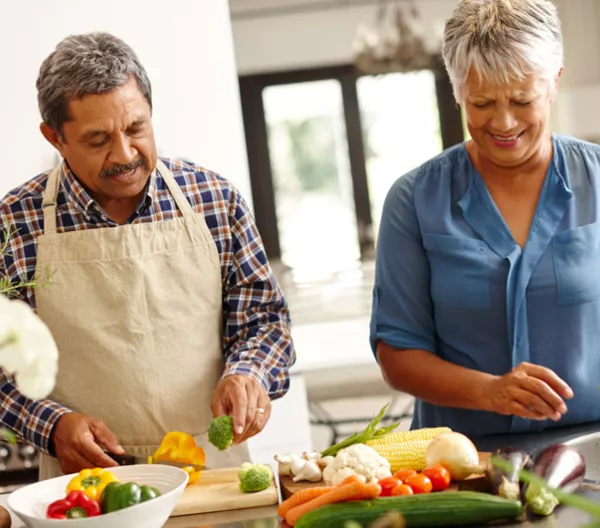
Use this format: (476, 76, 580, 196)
(238, 462, 272, 493)
(322, 443, 391, 486)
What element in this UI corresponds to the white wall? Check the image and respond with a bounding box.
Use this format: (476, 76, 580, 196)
(0, 1, 253, 208)
(231, 0, 600, 141)
(231, 1, 452, 75)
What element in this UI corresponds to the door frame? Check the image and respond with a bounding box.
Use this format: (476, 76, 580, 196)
(238, 59, 464, 261)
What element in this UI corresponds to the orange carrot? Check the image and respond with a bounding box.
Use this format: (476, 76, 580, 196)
(277, 486, 333, 518)
(346, 481, 382, 501)
(284, 481, 366, 526)
(338, 474, 362, 485)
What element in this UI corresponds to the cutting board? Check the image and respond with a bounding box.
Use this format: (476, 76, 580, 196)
(279, 452, 492, 499)
(171, 466, 279, 516)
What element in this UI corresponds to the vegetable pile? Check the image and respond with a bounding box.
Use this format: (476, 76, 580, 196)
(274, 402, 597, 527)
(46, 468, 162, 520)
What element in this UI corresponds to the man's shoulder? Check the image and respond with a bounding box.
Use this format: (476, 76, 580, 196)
(160, 158, 236, 198)
(0, 171, 50, 216)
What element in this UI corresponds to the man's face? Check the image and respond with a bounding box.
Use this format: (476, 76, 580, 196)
(43, 77, 157, 203)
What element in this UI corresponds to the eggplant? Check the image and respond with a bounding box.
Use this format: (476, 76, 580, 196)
(522, 444, 586, 516)
(486, 446, 532, 501)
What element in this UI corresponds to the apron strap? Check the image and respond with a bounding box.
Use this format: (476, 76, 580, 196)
(41, 164, 62, 235)
(156, 159, 195, 216)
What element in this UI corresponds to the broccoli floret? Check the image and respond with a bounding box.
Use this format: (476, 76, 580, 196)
(208, 415, 234, 451)
(238, 462, 272, 493)
(525, 482, 560, 516)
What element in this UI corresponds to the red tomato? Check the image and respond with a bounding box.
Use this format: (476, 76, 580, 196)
(404, 473, 433, 494)
(392, 469, 418, 481)
(422, 466, 451, 492)
(390, 483, 414, 496)
(377, 477, 400, 497)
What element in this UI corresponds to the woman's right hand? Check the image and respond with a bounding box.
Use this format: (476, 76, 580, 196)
(487, 362, 574, 421)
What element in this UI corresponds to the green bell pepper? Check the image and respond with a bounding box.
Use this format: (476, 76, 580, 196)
(101, 481, 162, 513)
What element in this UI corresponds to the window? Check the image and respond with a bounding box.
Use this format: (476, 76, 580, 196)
(238, 63, 464, 276)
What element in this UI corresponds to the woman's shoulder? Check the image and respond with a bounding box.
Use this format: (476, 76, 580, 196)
(389, 143, 468, 197)
(554, 134, 600, 159)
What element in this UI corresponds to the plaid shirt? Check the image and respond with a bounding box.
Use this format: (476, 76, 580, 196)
(0, 158, 295, 456)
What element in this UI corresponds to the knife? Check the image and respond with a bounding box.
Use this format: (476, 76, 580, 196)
(106, 452, 205, 472)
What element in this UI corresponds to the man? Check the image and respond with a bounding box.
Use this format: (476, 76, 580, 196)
(0, 31, 295, 479)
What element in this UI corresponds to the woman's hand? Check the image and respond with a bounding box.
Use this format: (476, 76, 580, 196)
(487, 362, 574, 421)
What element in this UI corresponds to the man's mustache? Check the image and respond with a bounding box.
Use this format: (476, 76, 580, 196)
(100, 157, 147, 178)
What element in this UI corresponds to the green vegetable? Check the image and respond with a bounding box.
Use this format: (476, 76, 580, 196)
(238, 462, 271, 493)
(293, 491, 523, 528)
(321, 403, 399, 457)
(101, 481, 162, 513)
(208, 415, 234, 451)
(525, 482, 560, 516)
(492, 455, 600, 518)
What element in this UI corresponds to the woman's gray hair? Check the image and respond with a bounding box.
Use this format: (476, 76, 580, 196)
(441, 0, 563, 101)
(36, 32, 152, 135)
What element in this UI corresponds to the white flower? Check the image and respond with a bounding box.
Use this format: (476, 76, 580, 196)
(0, 295, 58, 400)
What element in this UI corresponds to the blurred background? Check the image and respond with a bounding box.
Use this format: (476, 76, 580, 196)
(0, 0, 599, 487)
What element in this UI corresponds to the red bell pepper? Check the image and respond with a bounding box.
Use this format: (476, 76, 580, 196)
(47, 490, 102, 519)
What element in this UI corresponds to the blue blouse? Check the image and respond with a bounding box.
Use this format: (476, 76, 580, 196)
(370, 134, 600, 436)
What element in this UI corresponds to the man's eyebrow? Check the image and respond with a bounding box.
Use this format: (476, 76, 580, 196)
(81, 129, 108, 141)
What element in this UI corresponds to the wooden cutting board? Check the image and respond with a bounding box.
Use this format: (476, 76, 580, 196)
(279, 452, 492, 499)
(171, 466, 279, 516)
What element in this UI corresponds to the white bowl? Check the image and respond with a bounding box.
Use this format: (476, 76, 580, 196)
(7, 464, 189, 528)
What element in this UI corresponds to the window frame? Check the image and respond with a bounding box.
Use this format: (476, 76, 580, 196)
(238, 58, 464, 261)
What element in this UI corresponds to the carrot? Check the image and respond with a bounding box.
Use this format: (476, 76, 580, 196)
(339, 474, 363, 485)
(284, 480, 366, 526)
(346, 481, 382, 501)
(277, 486, 333, 518)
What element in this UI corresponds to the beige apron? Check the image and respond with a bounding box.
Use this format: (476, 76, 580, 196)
(34, 160, 250, 480)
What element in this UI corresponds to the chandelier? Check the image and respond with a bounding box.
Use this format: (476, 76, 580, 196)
(353, 0, 435, 75)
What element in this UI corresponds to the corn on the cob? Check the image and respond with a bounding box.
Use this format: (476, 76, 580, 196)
(366, 427, 452, 472)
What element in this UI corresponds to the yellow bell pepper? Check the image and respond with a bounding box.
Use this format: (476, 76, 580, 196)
(66, 467, 119, 501)
(182, 465, 202, 485)
(152, 431, 206, 486)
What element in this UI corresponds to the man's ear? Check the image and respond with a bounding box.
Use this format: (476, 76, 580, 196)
(40, 122, 66, 155)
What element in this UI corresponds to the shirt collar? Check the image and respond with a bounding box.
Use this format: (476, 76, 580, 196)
(59, 159, 157, 218)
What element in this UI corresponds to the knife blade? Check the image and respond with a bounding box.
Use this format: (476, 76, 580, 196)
(106, 452, 205, 472)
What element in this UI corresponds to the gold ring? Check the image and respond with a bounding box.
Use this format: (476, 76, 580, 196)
(257, 408, 265, 414)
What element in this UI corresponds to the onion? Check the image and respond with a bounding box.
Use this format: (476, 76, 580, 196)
(425, 432, 484, 481)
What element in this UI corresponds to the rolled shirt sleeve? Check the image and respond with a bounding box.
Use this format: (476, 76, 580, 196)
(221, 187, 295, 401)
(370, 168, 437, 355)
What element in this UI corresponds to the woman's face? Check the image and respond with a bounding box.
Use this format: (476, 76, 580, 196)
(461, 69, 558, 168)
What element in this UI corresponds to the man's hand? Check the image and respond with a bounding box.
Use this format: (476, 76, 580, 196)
(488, 362, 574, 421)
(52, 412, 124, 474)
(211, 375, 271, 444)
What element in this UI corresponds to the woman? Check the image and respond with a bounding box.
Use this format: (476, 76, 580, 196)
(370, 0, 600, 436)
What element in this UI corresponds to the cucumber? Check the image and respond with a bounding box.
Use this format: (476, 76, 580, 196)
(293, 491, 523, 528)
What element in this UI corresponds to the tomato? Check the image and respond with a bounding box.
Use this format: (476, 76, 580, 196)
(392, 469, 418, 481)
(390, 483, 414, 496)
(377, 477, 400, 497)
(422, 466, 451, 492)
(404, 473, 433, 494)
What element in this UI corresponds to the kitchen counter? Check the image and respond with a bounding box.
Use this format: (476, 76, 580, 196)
(2, 421, 600, 527)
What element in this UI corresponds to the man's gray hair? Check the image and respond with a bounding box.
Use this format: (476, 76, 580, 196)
(36, 32, 152, 135)
(442, 0, 563, 102)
